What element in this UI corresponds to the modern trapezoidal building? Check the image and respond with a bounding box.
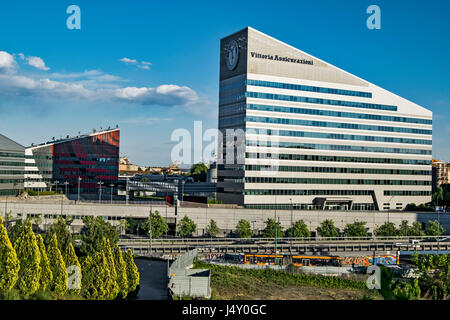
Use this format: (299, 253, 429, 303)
(25, 127, 120, 194)
(217, 27, 432, 211)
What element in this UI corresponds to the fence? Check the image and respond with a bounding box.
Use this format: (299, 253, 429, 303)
(167, 249, 211, 299)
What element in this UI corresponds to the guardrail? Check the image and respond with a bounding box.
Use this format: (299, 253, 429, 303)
(120, 235, 448, 245)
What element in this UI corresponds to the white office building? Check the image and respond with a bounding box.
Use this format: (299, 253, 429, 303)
(217, 27, 432, 211)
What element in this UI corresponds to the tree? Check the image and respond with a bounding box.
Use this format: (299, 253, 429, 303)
(0, 216, 20, 292)
(398, 220, 423, 237)
(124, 249, 139, 297)
(36, 234, 53, 291)
(178, 216, 197, 237)
(236, 219, 252, 238)
(412, 253, 450, 300)
(112, 245, 128, 299)
(433, 187, 444, 208)
(317, 219, 339, 237)
(14, 221, 41, 296)
(142, 211, 169, 238)
(47, 234, 68, 296)
(343, 221, 368, 237)
(205, 219, 220, 237)
(80, 216, 119, 256)
(424, 220, 445, 236)
(392, 279, 421, 300)
(86, 251, 111, 300)
(190, 163, 208, 182)
(101, 238, 119, 300)
(286, 220, 310, 238)
(7, 218, 27, 245)
(374, 222, 398, 237)
(409, 222, 423, 237)
(80, 255, 97, 299)
(64, 242, 81, 295)
(46, 216, 73, 254)
(262, 218, 284, 238)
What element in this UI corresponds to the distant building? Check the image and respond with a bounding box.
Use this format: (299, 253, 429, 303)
(0, 134, 25, 196)
(432, 159, 450, 191)
(25, 128, 120, 194)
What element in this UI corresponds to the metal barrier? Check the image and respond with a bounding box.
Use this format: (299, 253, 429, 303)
(167, 249, 211, 299)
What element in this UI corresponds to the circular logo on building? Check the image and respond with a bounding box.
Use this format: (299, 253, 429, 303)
(225, 40, 239, 71)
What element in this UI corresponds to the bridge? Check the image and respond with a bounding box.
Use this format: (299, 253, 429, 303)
(119, 236, 450, 256)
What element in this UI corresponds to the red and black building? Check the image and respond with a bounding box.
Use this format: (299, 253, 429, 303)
(25, 128, 120, 194)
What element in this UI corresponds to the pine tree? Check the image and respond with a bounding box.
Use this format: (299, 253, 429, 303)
(124, 249, 139, 296)
(64, 242, 81, 295)
(14, 221, 41, 296)
(112, 245, 128, 299)
(0, 216, 20, 292)
(36, 234, 53, 291)
(101, 238, 119, 299)
(47, 233, 68, 296)
(80, 255, 97, 299)
(92, 251, 111, 300)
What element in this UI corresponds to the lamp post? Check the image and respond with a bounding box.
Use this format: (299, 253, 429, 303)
(63, 181, 69, 196)
(54, 180, 59, 194)
(77, 176, 81, 202)
(110, 184, 114, 204)
(289, 198, 293, 229)
(97, 181, 104, 203)
(181, 180, 185, 206)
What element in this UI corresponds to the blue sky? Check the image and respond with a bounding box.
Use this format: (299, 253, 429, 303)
(0, 0, 449, 166)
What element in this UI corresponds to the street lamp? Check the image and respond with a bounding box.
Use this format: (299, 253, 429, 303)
(63, 181, 69, 196)
(289, 198, 293, 229)
(54, 181, 59, 194)
(97, 181, 104, 203)
(77, 177, 82, 202)
(110, 184, 114, 204)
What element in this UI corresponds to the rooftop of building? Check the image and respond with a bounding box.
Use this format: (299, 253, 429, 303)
(0, 133, 25, 152)
(26, 126, 120, 149)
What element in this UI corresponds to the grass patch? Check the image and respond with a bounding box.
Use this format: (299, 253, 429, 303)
(194, 261, 381, 300)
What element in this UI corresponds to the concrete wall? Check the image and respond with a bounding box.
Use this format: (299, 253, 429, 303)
(3, 200, 449, 236)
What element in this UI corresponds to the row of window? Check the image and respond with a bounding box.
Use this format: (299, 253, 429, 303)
(246, 79, 372, 98)
(244, 203, 376, 211)
(0, 152, 24, 158)
(219, 102, 246, 118)
(244, 189, 375, 196)
(246, 92, 397, 111)
(0, 161, 25, 167)
(0, 179, 24, 184)
(0, 170, 24, 175)
(245, 177, 431, 185)
(0, 189, 19, 196)
(246, 116, 432, 135)
(247, 104, 432, 125)
(247, 128, 432, 145)
(245, 152, 431, 165)
(246, 140, 432, 155)
(384, 190, 432, 196)
(244, 165, 431, 176)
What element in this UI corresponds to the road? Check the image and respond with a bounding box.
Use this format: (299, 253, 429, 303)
(133, 258, 169, 300)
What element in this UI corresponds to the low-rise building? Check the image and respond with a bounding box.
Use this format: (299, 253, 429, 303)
(0, 134, 25, 197)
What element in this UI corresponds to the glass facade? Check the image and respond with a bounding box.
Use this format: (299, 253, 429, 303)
(27, 129, 120, 194)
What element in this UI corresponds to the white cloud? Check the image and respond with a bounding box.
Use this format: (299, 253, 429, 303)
(0, 51, 200, 110)
(0, 51, 16, 73)
(26, 56, 50, 71)
(114, 84, 198, 106)
(120, 57, 138, 64)
(120, 57, 152, 70)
